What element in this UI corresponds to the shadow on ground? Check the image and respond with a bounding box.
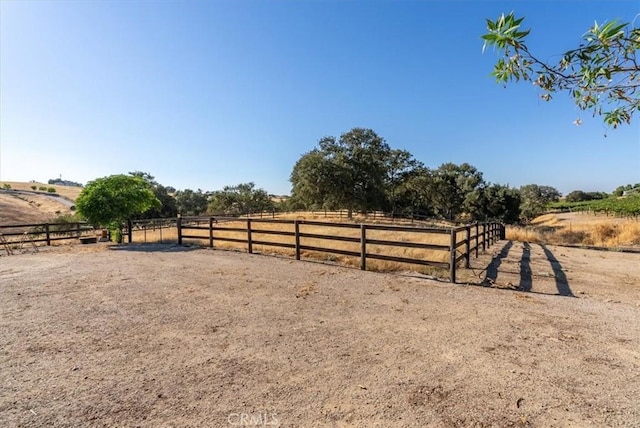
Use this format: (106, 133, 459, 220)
(109, 243, 202, 253)
(475, 240, 574, 297)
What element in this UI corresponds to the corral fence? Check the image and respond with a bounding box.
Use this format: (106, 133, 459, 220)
(123, 218, 178, 244)
(176, 216, 504, 283)
(210, 209, 449, 224)
(0, 221, 95, 254)
(0, 217, 504, 283)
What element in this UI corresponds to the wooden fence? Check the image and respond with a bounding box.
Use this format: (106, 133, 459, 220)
(177, 216, 504, 283)
(0, 222, 94, 253)
(123, 218, 178, 244)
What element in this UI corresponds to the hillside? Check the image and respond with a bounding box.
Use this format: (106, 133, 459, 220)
(0, 181, 83, 200)
(0, 181, 81, 225)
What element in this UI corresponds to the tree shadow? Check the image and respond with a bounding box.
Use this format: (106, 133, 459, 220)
(109, 243, 201, 253)
(483, 240, 514, 286)
(519, 242, 532, 292)
(539, 243, 574, 297)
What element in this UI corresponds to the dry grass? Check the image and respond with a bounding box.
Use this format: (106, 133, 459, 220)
(507, 213, 640, 247)
(0, 181, 83, 201)
(132, 216, 476, 276)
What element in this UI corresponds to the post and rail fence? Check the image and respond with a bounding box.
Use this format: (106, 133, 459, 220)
(175, 216, 504, 283)
(0, 217, 504, 283)
(0, 222, 95, 254)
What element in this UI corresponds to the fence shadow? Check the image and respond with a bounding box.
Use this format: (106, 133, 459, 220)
(539, 243, 574, 297)
(110, 243, 201, 253)
(519, 242, 532, 292)
(483, 240, 514, 286)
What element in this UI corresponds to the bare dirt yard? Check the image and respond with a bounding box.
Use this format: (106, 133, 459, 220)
(1, 242, 639, 427)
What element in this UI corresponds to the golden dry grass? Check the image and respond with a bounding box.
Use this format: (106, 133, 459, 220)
(131, 216, 483, 275)
(507, 212, 640, 247)
(0, 181, 83, 201)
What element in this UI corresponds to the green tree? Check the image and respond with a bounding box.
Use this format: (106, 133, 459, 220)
(129, 171, 177, 219)
(290, 128, 395, 218)
(564, 190, 607, 203)
(565, 190, 590, 203)
(76, 175, 160, 241)
(174, 189, 209, 216)
(482, 12, 639, 128)
(385, 149, 422, 215)
(519, 184, 561, 223)
(289, 149, 345, 211)
(390, 166, 434, 217)
(429, 163, 485, 221)
(208, 183, 273, 216)
(480, 184, 522, 224)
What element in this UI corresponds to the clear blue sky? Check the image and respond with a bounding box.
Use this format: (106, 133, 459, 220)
(1, 0, 638, 196)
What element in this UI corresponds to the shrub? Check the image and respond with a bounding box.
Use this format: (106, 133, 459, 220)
(47, 187, 56, 193)
(38, 186, 47, 191)
(30, 185, 37, 190)
(2, 183, 11, 189)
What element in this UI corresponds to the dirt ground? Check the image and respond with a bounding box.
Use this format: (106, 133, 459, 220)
(1, 242, 639, 427)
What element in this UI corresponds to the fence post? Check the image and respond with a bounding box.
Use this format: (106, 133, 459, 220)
(465, 225, 471, 269)
(482, 223, 487, 250)
(177, 215, 182, 245)
(500, 223, 506, 240)
(247, 219, 253, 254)
(449, 228, 457, 283)
(360, 224, 367, 271)
(127, 219, 133, 243)
(474, 223, 479, 258)
(209, 217, 214, 248)
(294, 220, 301, 260)
(45, 223, 51, 246)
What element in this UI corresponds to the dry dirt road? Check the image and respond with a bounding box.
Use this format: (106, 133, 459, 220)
(1, 243, 639, 427)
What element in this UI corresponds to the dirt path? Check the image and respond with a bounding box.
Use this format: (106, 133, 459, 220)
(1, 244, 639, 427)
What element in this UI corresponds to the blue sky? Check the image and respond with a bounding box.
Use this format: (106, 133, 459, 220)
(1, 0, 638, 196)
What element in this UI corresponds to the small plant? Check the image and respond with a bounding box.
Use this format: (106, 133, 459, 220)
(31, 185, 37, 190)
(38, 186, 47, 191)
(47, 187, 56, 193)
(2, 183, 11, 189)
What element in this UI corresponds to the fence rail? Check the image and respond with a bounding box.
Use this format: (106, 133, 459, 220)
(176, 216, 504, 283)
(0, 217, 504, 282)
(0, 222, 94, 252)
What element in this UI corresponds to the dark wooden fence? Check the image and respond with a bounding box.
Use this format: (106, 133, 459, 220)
(0, 222, 94, 253)
(123, 218, 178, 244)
(176, 216, 504, 283)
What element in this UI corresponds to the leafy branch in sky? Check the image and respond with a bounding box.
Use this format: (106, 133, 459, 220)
(482, 12, 639, 128)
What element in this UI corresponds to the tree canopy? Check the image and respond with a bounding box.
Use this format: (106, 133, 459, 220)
(129, 171, 177, 219)
(76, 174, 161, 236)
(290, 128, 523, 223)
(174, 189, 209, 216)
(208, 182, 273, 216)
(482, 12, 639, 128)
(519, 184, 561, 222)
(290, 128, 402, 217)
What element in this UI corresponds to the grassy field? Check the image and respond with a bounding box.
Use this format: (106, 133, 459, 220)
(130, 214, 480, 276)
(507, 211, 640, 247)
(0, 181, 83, 201)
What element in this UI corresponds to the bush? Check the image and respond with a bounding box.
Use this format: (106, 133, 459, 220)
(30, 185, 37, 190)
(2, 183, 11, 189)
(38, 186, 47, 191)
(47, 187, 56, 193)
